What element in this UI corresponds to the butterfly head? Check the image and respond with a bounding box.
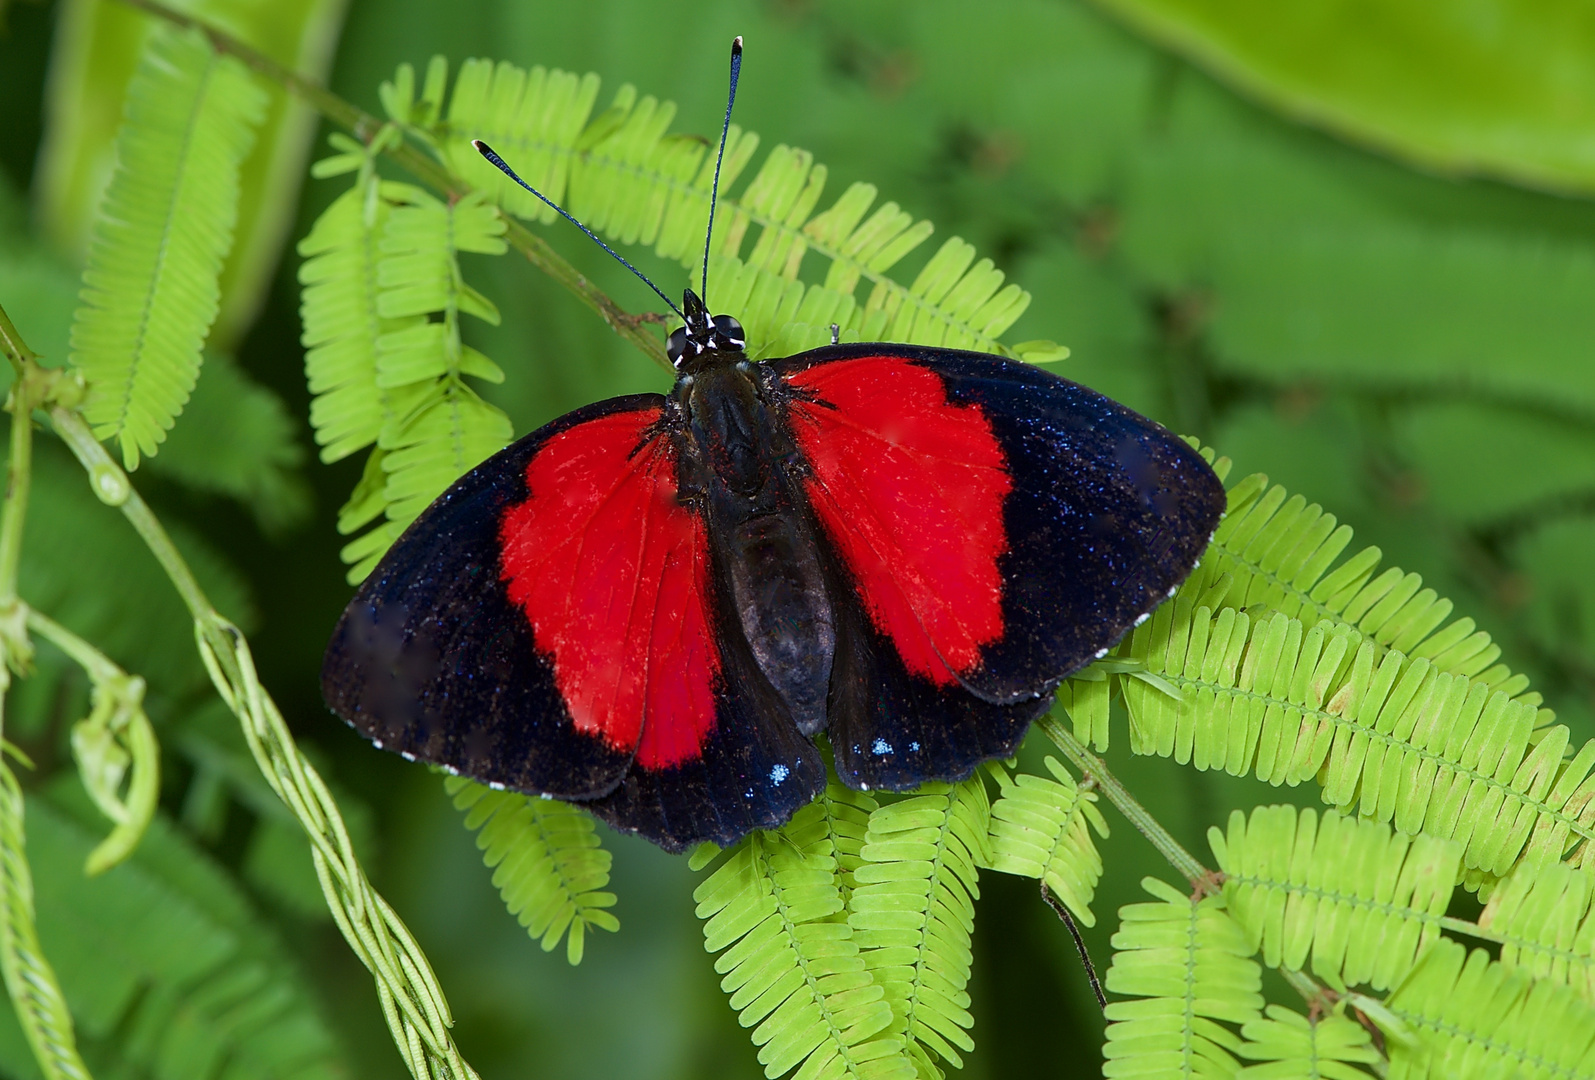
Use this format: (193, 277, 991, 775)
(669, 288, 746, 367)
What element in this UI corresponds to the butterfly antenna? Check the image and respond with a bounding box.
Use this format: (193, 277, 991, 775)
(701, 36, 744, 303)
(472, 139, 686, 321)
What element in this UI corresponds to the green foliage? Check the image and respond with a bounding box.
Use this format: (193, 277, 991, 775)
(0, 765, 88, 1080)
(299, 155, 514, 580)
(985, 756, 1108, 926)
(1118, 460, 1595, 885)
(146, 352, 310, 533)
(445, 777, 618, 963)
(26, 788, 345, 1080)
(694, 785, 909, 1080)
(1211, 805, 1458, 992)
(381, 55, 1060, 363)
(1235, 1005, 1379, 1079)
(850, 779, 987, 1072)
(1382, 939, 1595, 1079)
(1479, 860, 1595, 1001)
(1101, 877, 1263, 1077)
(69, 26, 267, 470)
(1087, 0, 1595, 194)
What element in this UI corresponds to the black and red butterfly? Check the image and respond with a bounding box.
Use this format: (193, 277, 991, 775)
(321, 41, 1225, 852)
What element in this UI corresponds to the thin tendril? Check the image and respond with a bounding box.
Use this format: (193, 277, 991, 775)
(702, 37, 743, 304)
(472, 139, 685, 322)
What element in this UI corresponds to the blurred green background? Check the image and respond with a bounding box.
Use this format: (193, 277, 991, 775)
(2, 0, 1594, 1076)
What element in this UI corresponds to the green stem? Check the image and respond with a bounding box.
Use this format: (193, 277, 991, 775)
(0, 305, 35, 378)
(1038, 714, 1211, 885)
(111, 0, 671, 369)
(26, 610, 123, 684)
(0, 375, 36, 613)
(47, 406, 234, 674)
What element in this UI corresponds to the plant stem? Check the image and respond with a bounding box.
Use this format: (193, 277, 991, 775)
(1038, 714, 1212, 885)
(111, 0, 671, 369)
(0, 374, 33, 613)
(49, 406, 236, 675)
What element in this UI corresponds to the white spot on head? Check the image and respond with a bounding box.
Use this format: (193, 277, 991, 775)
(1134, 612, 1151, 627)
(770, 764, 790, 785)
(872, 738, 892, 755)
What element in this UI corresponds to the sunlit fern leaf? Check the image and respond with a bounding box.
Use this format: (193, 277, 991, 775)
(0, 766, 88, 1080)
(694, 799, 910, 1080)
(1479, 860, 1595, 1002)
(849, 779, 988, 1070)
(985, 755, 1108, 926)
(1124, 592, 1595, 879)
(1188, 465, 1529, 697)
(70, 27, 267, 471)
(299, 172, 398, 465)
(299, 158, 514, 581)
(1211, 806, 1459, 993)
(404, 57, 1053, 360)
(1382, 939, 1595, 1079)
(1058, 668, 1112, 751)
(445, 778, 618, 964)
(30, 789, 344, 1080)
(1102, 876, 1263, 1079)
(1235, 1004, 1380, 1080)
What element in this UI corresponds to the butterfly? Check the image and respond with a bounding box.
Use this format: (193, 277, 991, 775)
(320, 40, 1226, 852)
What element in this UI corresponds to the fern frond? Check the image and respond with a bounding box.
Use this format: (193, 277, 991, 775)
(695, 799, 909, 1080)
(0, 766, 89, 1080)
(850, 779, 988, 1070)
(1235, 1004, 1380, 1079)
(70, 26, 267, 470)
(31, 790, 344, 1079)
(1124, 590, 1595, 878)
(1382, 939, 1595, 1079)
(1102, 876, 1263, 1078)
(1479, 860, 1595, 1002)
(444, 777, 617, 964)
(298, 170, 394, 465)
(1191, 470, 1523, 694)
(1212, 806, 1458, 992)
(403, 57, 1049, 359)
(986, 756, 1109, 926)
(1058, 667, 1112, 752)
(300, 152, 514, 580)
(146, 352, 309, 531)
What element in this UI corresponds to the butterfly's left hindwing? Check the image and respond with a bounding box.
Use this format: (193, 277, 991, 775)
(321, 394, 823, 851)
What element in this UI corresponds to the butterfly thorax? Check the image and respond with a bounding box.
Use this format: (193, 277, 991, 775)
(670, 339, 837, 737)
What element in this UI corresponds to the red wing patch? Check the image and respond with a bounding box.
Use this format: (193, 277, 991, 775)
(785, 355, 1013, 684)
(498, 408, 719, 769)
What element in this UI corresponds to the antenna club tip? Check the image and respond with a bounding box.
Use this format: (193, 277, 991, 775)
(472, 138, 493, 155)
(732, 36, 743, 53)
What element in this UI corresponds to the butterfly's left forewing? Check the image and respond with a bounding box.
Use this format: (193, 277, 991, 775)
(322, 395, 822, 851)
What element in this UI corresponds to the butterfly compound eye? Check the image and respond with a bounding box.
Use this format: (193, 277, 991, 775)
(712, 314, 745, 348)
(668, 326, 690, 365)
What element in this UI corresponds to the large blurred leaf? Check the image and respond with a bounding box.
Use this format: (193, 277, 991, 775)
(37, 0, 351, 347)
(1089, 0, 1595, 196)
